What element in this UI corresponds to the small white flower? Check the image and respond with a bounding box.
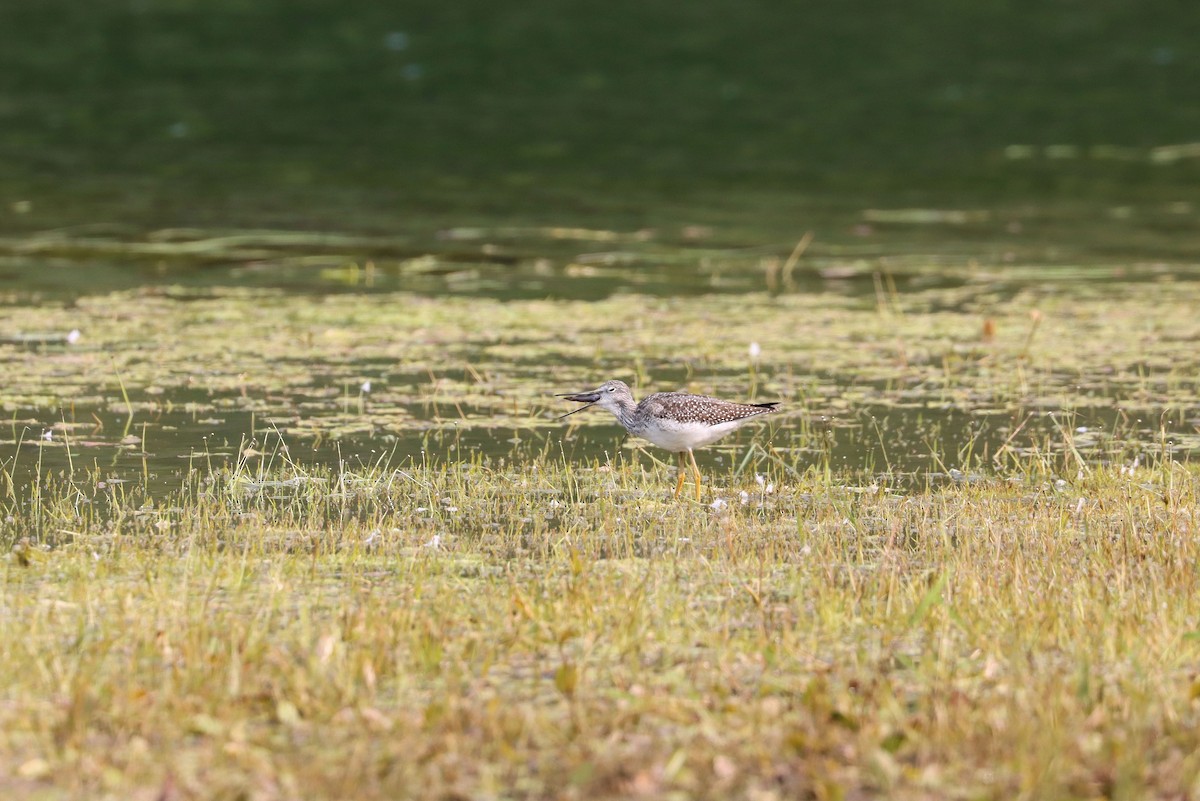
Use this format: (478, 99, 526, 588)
(709, 498, 727, 511)
(739, 490, 750, 505)
(1075, 426, 1088, 434)
(66, 329, 81, 344)
(748, 341, 761, 360)
(423, 534, 441, 549)
(755, 474, 765, 487)
(41, 430, 52, 442)
(360, 380, 372, 393)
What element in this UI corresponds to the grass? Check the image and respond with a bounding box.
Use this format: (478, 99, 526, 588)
(2, 221, 1199, 798)
(2, 449, 1199, 800)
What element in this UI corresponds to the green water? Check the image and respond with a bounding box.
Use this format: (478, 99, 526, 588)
(3, 1, 1199, 235)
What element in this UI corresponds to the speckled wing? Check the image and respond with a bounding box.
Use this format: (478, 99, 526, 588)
(640, 392, 778, 425)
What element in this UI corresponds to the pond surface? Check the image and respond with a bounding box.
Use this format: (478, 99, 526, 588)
(3, 210, 1199, 502)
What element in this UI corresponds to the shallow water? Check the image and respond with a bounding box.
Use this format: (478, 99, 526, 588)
(6, 395, 1197, 494)
(4, 250, 1198, 500)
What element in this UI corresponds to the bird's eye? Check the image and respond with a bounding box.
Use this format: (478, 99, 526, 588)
(607, 386, 615, 392)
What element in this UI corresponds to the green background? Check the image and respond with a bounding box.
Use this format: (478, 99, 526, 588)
(2, 1, 1197, 233)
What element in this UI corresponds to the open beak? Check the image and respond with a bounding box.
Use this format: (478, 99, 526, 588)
(557, 390, 601, 404)
(555, 389, 601, 419)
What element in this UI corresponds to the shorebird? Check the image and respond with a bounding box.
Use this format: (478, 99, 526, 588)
(557, 379, 779, 500)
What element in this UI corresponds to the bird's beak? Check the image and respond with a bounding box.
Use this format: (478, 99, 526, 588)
(555, 389, 601, 419)
(556, 390, 601, 404)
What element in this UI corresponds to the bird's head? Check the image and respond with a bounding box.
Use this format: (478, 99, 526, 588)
(556, 379, 633, 418)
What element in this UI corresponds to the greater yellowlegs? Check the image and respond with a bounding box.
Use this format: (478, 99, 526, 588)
(557, 379, 779, 500)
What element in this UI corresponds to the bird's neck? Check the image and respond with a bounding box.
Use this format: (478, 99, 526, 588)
(612, 398, 640, 431)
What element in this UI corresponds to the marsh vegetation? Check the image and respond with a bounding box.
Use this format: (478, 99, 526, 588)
(3, 218, 1200, 799)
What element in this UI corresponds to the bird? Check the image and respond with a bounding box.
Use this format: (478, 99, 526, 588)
(557, 379, 779, 500)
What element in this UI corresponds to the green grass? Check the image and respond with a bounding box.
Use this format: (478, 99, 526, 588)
(2, 452, 1199, 799)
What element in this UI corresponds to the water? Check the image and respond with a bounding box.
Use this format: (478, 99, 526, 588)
(3, 4, 1200, 499)
(4, 214, 1200, 498)
(4, 361, 1197, 498)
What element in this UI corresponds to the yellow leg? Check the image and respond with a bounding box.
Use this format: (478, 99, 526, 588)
(673, 452, 686, 498)
(688, 449, 703, 502)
